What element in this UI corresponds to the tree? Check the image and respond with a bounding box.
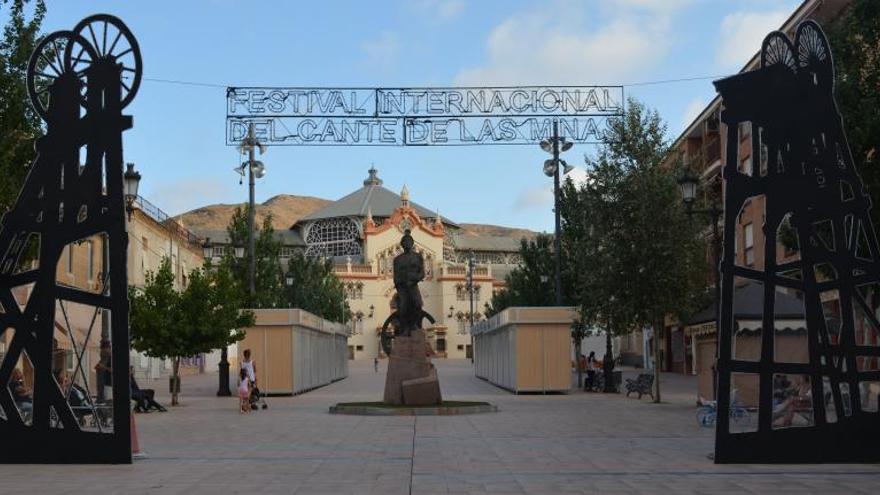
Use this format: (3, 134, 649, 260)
(223, 206, 283, 308)
(282, 252, 349, 323)
(0, 0, 46, 213)
(562, 99, 707, 397)
(827, 0, 880, 236)
(485, 234, 557, 316)
(129, 258, 254, 405)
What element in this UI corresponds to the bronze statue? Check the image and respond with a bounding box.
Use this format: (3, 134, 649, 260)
(392, 230, 425, 336)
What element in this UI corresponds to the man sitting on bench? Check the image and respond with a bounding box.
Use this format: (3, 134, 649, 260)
(130, 366, 167, 413)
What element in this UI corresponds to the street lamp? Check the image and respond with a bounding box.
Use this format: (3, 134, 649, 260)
(539, 121, 574, 306)
(447, 306, 454, 318)
(285, 272, 294, 287)
(678, 168, 723, 400)
(123, 162, 141, 221)
(467, 251, 476, 362)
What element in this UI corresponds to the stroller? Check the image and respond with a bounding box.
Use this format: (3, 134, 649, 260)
(249, 385, 268, 410)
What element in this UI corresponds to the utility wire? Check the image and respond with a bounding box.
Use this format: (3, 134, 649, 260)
(141, 74, 728, 90)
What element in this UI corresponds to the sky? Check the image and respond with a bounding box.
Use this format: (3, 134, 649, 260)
(33, 0, 801, 232)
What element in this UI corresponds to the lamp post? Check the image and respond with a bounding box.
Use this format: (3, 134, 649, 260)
(540, 121, 574, 306)
(678, 169, 723, 400)
(216, 240, 246, 396)
(237, 122, 266, 301)
(467, 251, 476, 362)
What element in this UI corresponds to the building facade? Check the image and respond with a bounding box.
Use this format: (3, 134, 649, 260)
(660, 0, 851, 399)
(201, 168, 525, 360)
(0, 193, 206, 396)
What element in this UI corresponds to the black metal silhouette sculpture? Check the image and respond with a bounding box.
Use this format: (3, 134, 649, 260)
(714, 20, 880, 463)
(0, 14, 141, 463)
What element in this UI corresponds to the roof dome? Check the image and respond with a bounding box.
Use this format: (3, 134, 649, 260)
(364, 167, 383, 186)
(297, 168, 457, 227)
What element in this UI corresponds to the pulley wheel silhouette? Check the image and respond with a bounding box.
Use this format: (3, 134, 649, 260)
(26, 30, 96, 121)
(70, 14, 143, 109)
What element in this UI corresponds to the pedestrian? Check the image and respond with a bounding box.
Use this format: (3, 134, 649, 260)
(238, 368, 250, 414)
(374, 357, 379, 373)
(9, 368, 33, 419)
(241, 349, 256, 388)
(585, 351, 597, 391)
(95, 340, 113, 401)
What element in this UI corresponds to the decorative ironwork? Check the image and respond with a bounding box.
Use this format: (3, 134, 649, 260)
(0, 14, 140, 463)
(714, 20, 880, 463)
(303, 218, 362, 257)
(226, 86, 624, 146)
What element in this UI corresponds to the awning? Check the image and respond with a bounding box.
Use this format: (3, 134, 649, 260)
(687, 281, 807, 325)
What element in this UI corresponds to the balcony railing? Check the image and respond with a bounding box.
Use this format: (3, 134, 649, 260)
(442, 265, 489, 277)
(134, 195, 202, 247)
(334, 263, 373, 275)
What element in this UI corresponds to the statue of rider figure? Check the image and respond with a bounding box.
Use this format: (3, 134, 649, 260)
(393, 229, 425, 337)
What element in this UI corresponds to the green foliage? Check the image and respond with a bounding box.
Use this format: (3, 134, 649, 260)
(218, 205, 348, 322)
(223, 206, 283, 308)
(0, 0, 46, 213)
(130, 257, 255, 359)
(828, 0, 880, 202)
(129, 258, 179, 360)
(283, 252, 349, 323)
(779, 3, 880, 254)
(129, 257, 254, 404)
(485, 234, 557, 317)
(562, 98, 707, 339)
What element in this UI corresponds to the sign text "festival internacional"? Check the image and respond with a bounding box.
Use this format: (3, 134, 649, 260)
(226, 86, 624, 146)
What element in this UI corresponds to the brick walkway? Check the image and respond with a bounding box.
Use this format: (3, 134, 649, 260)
(1, 360, 878, 494)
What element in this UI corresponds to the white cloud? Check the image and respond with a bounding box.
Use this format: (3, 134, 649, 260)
(716, 9, 789, 70)
(513, 167, 589, 210)
(416, 0, 465, 21)
(680, 96, 706, 132)
(514, 184, 554, 210)
(454, 2, 685, 86)
(361, 31, 400, 70)
(610, 0, 692, 13)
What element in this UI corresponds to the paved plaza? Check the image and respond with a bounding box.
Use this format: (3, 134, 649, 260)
(1, 360, 879, 494)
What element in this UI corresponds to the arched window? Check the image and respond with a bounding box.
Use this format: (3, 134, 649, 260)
(304, 218, 362, 257)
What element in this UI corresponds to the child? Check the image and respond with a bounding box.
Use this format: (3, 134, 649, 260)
(238, 368, 250, 414)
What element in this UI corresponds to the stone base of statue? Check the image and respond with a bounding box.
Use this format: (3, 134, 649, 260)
(383, 328, 442, 406)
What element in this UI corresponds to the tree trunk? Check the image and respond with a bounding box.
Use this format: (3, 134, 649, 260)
(603, 330, 615, 393)
(172, 356, 180, 406)
(653, 319, 662, 403)
(574, 340, 583, 389)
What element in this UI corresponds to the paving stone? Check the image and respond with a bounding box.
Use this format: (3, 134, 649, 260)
(1, 360, 878, 493)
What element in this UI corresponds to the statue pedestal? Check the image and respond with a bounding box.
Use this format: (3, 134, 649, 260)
(383, 328, 442, 406)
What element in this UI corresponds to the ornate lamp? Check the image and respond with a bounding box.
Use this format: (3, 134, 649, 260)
(677, 169, 699, 208)
(123, 162, 141, 220)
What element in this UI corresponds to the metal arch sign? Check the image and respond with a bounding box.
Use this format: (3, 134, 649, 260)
(226, 86, 624, 146)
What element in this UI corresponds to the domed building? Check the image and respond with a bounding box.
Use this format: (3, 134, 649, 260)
(292, 167, 523, 359)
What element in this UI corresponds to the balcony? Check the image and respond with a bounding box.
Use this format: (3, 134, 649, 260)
(442, 265, 490, 277)
(333, 263, 373, 275)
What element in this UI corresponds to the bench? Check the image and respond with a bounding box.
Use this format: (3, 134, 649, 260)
(625, 373, 654, 400)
